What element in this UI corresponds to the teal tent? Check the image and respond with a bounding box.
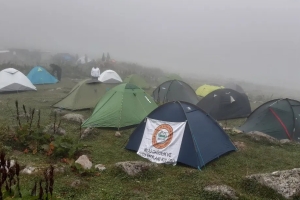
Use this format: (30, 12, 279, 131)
(27, 66, 58, 85)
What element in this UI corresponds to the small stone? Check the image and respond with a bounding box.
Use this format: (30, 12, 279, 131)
(71, 180, 81, 188)
(62, 113, 85, 123)
(204, 185, 238, 199)
(233, 141, 246, 151)
(157, 178, 161, 182)
(115, 131, 121, 137)
(246, 131, 279, 144)
(43, 124, 66, 135)
(280, 139, 291, 144)
(54, 167, 65, 173)
(56, 87, 62, 90)
(75, 155, 92, 170)
(95, 164, 106, 171)
(21, 166, 37, 174)
(115, 161, 158, 176)
(81, 128, 94, 139)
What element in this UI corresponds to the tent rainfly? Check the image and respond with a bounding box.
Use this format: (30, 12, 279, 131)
(27, 66, 58, 85)
(98, 70, 122, 83)
(124, 74, 150, 89)
(52, 79, 117, 110)
(239, 98, 300, 141)
(152, 80, 199, 105)
(0, 68, 36, 93)
(125, 101, 236, 169)
(196, 84, 224, 97)
(197, 88, 251, 120)
(82, 83, 158, 129)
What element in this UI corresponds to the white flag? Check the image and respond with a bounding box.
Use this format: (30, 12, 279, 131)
(137, 118, 186, 165)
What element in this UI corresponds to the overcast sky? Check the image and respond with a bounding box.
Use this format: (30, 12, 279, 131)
(0, 0, 299, 88)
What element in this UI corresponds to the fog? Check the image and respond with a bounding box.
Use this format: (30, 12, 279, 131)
(0, 0, 299, 88)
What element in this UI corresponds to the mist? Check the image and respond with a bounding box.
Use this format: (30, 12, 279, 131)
(0, 0, 299, 88)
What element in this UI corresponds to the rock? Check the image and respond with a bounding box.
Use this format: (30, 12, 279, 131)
(115, 131, 121, 137)
(54, 166, 65, 173)
(233, 141, 246, 151)
(43, 124, 66, 135)
(280, 139, 291, 144)
(18, 113, 30, 118)
(21, 166, 37, 174)
(62, 113, 85, 123)
(223, 127, 232, 131)
(48, 89, 54, 92)
(41, 99, 48, 103)
(115, 161, 158, 176)
(56, 87, 62, 90)
(7, 160, 16, 167)
(81, 127, 94, 139)
(70, 180, 81, 188)
(246, 131, 279, 144)
(246, 168, 300, 199)
(95, 164, 106, 171)
(204, 185, 238, 199)
(52, 109, 68, 116)
(75, 155, 92, 170)
(232, 128, 243, 134)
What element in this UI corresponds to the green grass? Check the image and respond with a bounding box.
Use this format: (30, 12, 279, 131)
(0, 78, 299, 200)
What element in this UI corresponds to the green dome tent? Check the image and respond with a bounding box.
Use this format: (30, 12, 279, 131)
(123, 74, 150, 89)
(82, 83, 158, 129)
(52, 79, 117, 111)
(239, 98, 300, 141)
(158, 73, 182, 85)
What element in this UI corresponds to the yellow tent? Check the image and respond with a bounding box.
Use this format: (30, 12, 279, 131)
(196, 84, 224, 97)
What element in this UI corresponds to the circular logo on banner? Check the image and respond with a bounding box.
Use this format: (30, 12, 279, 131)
(152, 124, 173, 149)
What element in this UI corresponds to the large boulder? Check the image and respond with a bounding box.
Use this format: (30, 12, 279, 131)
(62, 113, 85, 123)
(115, 161, 158, 176)
(75, 155, 93, 170)
(246, 168, 300, 199)
(246, 131, 279, 144)
(204, 185, 238, 199)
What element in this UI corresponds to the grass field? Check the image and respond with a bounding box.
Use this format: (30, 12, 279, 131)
(0, 78, 299, 200)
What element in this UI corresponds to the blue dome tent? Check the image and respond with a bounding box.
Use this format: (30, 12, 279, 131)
(27, 66, 58, 85)
(125, 101, 236, 169)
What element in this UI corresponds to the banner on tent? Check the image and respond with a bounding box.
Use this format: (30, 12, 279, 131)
(137, 118, 186, 165)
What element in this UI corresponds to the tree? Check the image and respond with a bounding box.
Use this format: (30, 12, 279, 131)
(107, 53, 110, 61)
(102, 53, 106, 62)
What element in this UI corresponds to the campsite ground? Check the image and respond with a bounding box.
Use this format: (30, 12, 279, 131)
(0, 78, 300, 199)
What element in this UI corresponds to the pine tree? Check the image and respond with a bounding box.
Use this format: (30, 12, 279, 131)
(102, 53, 106, 62)
(107, 53, 111, 61)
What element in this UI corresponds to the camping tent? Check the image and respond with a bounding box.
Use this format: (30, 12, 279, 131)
(52, 79, 116, 110)
(224, 82, 245, 94)
(27, 66, 58, 85)
(196, 84, 224, 97)
(77, 56, 92, 64)
(125, 101, 236, 169)
(158, 73, 182, 84)
(197, 89, 251, 120)
(98, 70, 122, 83)
(152, 80, 199, 105)
(123, 74, 150, 89)
(0, 68, 36, 93)
(239, 98, 300, 141)
(82, 83, 157, 129)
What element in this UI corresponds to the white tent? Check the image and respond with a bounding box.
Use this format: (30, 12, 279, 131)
(98, 70, 122, 83)
(0, 68, 37, 92)
(77, 56, 92, 64)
